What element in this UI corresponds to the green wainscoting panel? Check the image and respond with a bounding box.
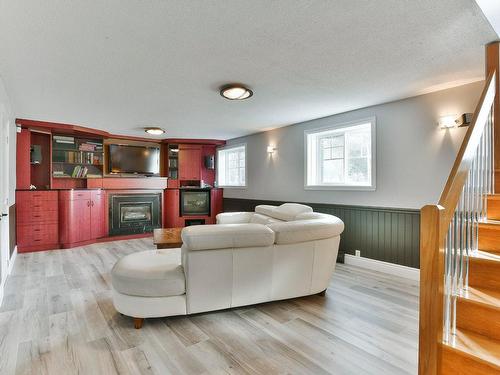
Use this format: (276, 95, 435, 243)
(223, 198, 420, 268)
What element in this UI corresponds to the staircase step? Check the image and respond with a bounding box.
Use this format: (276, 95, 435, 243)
(456, 287, 500, 340)
(487, 195, 500, 221)
(468, 251, 500, 290)
(441, 329, 500, 374)
(479, 221, 500, 253)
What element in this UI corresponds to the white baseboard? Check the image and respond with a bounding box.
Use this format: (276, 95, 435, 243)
(0, 246, 17, 308)
(8, 246, 17, 275)
(344, 254, 420, 281)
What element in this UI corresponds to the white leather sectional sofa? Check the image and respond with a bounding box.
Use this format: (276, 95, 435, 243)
(111, 203, 344, 327)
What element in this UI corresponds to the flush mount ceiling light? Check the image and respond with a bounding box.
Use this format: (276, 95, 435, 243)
(144, 127, 165, 135)
(220, 84, 253, 100)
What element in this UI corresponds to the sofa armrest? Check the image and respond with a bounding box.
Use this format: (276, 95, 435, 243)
(216, 212, 253, 224)
(182, 224, 275, 251)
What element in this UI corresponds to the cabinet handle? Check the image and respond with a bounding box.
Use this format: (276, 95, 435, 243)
(33, 215, 41, 218)
(91, 201, 94, 207)
(87, 201, 90, 207)
(33, 239, 41, 242)
(34, 229, 41, 232)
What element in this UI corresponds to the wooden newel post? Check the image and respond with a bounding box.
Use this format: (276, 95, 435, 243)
(418, 205, 445, 375)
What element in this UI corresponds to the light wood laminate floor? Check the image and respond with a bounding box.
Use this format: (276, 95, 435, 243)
(0, 238, 418, 375)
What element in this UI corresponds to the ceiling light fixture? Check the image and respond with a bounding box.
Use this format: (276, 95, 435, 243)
(220, 84, 253, 100)
(144, 127, 165, 135)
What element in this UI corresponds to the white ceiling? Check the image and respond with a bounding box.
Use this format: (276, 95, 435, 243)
(0, 0, 496, 140)
(475, 0, 500, 37)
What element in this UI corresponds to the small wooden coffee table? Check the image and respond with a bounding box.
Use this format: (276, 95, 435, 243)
(153, 228, 183, 249)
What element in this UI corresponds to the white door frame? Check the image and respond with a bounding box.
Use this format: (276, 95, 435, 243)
(0, 101, 11, 305)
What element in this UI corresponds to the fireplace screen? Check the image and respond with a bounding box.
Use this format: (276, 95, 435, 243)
(109, 194, 161, 236)
(180, 190, 210, 216)
(120, 204, 152, 222)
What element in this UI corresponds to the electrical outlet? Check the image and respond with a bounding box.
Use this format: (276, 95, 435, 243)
(355, 250, 361, 257)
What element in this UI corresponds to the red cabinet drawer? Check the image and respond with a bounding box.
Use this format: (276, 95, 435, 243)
(17, 198, 58, 214)
(59, 190, 92, 201)
(17, 209, 58, 224)
(16, 190, 58, 202)
(17, 223, 58, 246)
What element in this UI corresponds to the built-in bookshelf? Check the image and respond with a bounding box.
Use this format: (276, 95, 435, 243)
(168, 144, 179, 180)
(52, 135, 104, 179)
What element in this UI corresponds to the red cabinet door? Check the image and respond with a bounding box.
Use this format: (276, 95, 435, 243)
(178, 146, 202, 180)
(73, 199, 92, 243)
(59, 192, 91, 245)
(90, 190, 106, 239)
(164, 189, 180, 228)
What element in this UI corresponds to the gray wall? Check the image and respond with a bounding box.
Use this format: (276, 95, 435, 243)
(224, 198, 420, 268)
(224, 81, 483, 210)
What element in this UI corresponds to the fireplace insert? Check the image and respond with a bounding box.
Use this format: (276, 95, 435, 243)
(109, 193, 161, 236)
(180, 189, 210, 216)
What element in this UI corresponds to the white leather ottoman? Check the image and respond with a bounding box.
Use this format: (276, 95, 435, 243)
(111, 249, 187, 328)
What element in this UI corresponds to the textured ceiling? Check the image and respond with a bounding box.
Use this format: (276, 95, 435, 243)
(475, 0, 500, 37)
(0, 0, 496, 140)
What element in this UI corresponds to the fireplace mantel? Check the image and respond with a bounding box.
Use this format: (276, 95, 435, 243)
(87, 177, 168, 190)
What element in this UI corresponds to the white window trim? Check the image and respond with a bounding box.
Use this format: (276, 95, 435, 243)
(216, 143, 247, 189)
(304, 117, 376, 191)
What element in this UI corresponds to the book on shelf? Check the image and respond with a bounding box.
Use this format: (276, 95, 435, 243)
(53, 135, 75, 144)
(79, 143, 96, 152)
(71, 165, 88, 178)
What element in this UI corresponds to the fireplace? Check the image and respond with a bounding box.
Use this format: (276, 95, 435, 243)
(109, 193, 161, 236)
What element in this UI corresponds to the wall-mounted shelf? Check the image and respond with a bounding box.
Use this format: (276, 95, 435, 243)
(52, 135, 104, 179)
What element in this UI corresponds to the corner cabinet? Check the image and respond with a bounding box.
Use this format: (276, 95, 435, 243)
(59, 190, 105, 248)
(178, 145, 202, 181)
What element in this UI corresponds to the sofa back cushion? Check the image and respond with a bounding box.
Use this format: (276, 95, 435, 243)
(250, 213, 284, 225)
(268, 213, 344, 244)
(255, 203, 313, 221)
(182, 223, 275, 251)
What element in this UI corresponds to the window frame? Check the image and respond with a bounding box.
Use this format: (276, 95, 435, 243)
(304, 117, 376, 191)
(216, 143, 247, 189)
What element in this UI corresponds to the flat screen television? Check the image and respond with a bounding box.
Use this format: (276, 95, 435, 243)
(109, 144, 160, 175)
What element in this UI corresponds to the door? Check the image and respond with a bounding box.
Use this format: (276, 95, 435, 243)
(90, 190, 105, 239)
(178, 146, 202, 180)
(69, 199, 91, 243)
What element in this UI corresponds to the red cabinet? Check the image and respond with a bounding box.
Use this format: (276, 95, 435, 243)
(164, 189, 181, 228)
(59, 189, 106, 247)
(164, 188, 223, 228)
(178, 145, 202, 181)
(90, 190, 106, 239)
(16, 190, 59, 252)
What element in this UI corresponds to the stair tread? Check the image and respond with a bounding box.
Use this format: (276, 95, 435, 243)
(445, 329, 500, 369)
(479, 220, 500, 227)
(471, 250, 500, 262)
(460, 287, 500, 309)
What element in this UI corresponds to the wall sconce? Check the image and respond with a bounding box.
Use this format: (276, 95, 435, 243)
(438, 113, 473, 129)
(456, 113, 473, 127)
(438, 115, 458, 129)
(267, 145, 276, 154)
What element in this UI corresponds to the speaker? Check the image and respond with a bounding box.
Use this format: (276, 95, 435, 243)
(30, 145, 42, 164)
(204, 155, 215, 170)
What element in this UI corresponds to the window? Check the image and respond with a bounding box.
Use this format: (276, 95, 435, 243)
(217, 144, 246, 187)
(305, 118, 376, 190)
